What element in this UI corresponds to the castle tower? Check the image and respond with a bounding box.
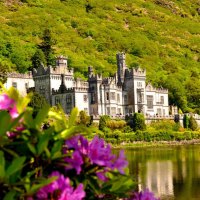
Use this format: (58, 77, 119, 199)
(117, 52, 127, 84)
(56, 55, 67, 67)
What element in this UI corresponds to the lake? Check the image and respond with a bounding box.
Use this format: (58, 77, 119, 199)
(121, 145, 200, 200)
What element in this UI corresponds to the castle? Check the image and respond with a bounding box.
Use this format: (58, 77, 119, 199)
(5, 53, 169, 117)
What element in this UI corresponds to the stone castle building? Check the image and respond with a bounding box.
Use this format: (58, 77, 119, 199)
(32, 53, 169, 117)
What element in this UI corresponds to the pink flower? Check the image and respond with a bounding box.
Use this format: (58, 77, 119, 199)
(36, 171, 85, 200)
(0, 94, 18, 118)
(129, 189, 160, 200)
(88, 136, 115, 167)
(111, 150, 128, 174)
(59, 183, 85, 200)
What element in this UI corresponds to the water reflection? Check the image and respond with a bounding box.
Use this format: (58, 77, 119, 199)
(120, 145, 200, 200)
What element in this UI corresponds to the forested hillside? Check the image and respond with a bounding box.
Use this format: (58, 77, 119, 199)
(0, 0, 200, 112)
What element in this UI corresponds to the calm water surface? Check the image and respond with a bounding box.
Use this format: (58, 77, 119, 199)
(120, 145, 200, 200)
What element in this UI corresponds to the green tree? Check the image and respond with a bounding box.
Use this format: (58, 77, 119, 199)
(28, 92, 48, 117)
(31, 49, 46, 69)
(188, 115, 198, 131)
(99, 115, 110, 131)
(183, 114, 189, 129)
(132, 113, 146, 132)
(39, 29, 55, 66)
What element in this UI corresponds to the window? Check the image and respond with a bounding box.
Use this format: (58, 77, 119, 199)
(83, 95, 88, 102)
(157, 108, 162, 116)
(66, 94, 72, 104)
(137, 82, 142, 87)
(12, 82, 17, 89)
(91, 93, 96, 103)
(106, 92, 109, 101)
(55, 96, 60, 105)
(163, 109, 165, 116)
(124, 95, 128, 103)
(118, 108, 121, 114)
(160, 96, 164, 104)
(117, 94, 120, 102)
(107, 107, 110, 115)
(137, 92, 142, 103)
(147, 95, 153, 109)
(111, 92, 115, 100)
(111, 107, 116, 115)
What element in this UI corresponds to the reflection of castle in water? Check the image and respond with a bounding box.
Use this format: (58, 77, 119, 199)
(125, 146, 200, 199)
(139, 161, 174, 198)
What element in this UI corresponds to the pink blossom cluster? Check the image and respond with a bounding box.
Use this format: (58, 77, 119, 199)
(0, 94, 18, 118)
(36, 171, 85, 200)
(63, 135, 128, 180)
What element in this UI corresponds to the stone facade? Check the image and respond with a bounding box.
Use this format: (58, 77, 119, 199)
(32, 53, 169, 117)
(4, 72, 34, 96)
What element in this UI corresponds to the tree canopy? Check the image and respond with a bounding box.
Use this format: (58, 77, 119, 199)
(0, 0, 199, 112)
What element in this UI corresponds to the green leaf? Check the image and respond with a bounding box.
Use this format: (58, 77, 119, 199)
(51, 140, 62, 159)
(0, 111, 12, 136)
(23, 109, 34, 129)
(2, 147, 19, 158)
(27, 143, 37, 155)
(3, 190, 16, 200)
(28, 176, 57, 194)
(17, 93, 32, 113)
(58, 125, 88, 139)
(34, 104, 50, 128)
(0, 151, 5, 180)
(6, 156, 26, 177)
(68, 107, 78, 128)
(37, 127, 53, 155)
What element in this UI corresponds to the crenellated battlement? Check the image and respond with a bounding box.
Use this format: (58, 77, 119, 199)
(146, 83, 168, 93)
(32, 65, 50, 76)
(50, 66, 74, 76)
(124, 67, 146, 78)
(88, 73, 102, 81)
(8, 72, 32, 79)
(56, 55, 67, 67)
(52, 87, 74, 95)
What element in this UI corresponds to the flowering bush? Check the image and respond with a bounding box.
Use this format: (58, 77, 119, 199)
(0, 88, 159, 200)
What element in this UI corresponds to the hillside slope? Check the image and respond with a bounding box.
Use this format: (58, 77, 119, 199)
(0, 0, 200, 112)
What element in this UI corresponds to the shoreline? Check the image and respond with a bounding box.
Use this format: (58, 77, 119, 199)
(112, 139, 200, 149)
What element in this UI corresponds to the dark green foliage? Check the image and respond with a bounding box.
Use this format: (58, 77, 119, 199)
(99, 115, 110, 131)
(28, 92, 48, 117)
(131, 113, 146, 132)
(39, 29, 55, 66)
(31, 49, 46, 69)
(188, 115, 198, 131)
(174, 114, 180, 123)
(183, 114, 189, 129)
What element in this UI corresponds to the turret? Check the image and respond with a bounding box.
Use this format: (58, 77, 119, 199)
(56, 55, 67, 67)
(117, 52, 127, 84)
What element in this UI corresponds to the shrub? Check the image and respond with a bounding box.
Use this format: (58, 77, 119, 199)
(78, 110, 91, 126)
(135, 130, 144, 141)
(106, 119, 126, 130)
(130, 113, 146, 131)
(150, 119, 175, 131)
(183, 114, 189, 129)
(99, 115, 110, 131)
(123, 125, 133, 133)
(189, 116, 198, 131)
